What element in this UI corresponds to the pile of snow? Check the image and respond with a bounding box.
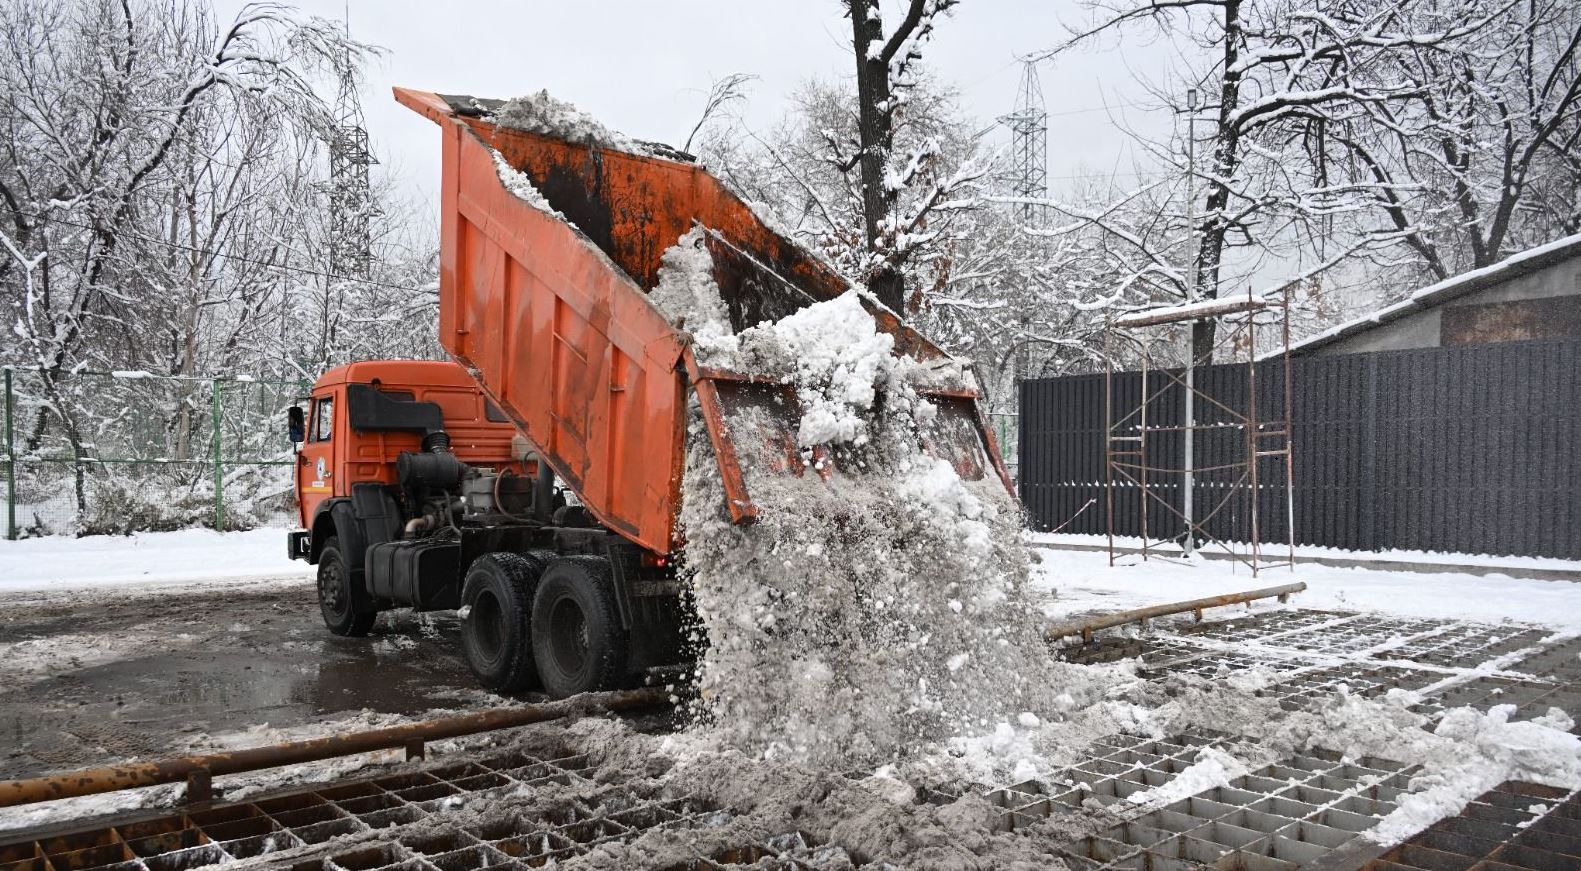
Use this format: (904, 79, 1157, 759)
(651, 236, 1078, 769)
(0, 527, 306, 594)
(489, 90, 639, 153)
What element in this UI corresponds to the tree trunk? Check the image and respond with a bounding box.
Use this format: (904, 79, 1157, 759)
(1192, 0, 1243, 365)
(848, 0, 907, 316)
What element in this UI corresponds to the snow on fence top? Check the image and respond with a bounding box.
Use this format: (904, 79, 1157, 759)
(1114, 294, 1268, 328)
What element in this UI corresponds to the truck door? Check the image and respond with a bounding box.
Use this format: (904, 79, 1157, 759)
(296, 392, 337, 524)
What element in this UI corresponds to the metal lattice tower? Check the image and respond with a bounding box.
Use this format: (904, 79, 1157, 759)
(998, 60, 1048, 226)
(325, 17, 377, 279)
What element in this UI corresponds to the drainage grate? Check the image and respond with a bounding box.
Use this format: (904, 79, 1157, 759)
(1363, 781, 1579, 871)
(1054, 743, 1415, 871)
(1270, 664, 1441, 712)
(0, 748, 723, 871)
(982, 732, 1230, 832)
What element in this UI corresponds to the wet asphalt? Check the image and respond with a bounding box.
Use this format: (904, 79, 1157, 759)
(0, 579, 507, 780)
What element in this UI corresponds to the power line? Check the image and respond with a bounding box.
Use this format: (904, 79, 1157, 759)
(9, 210, 424, 293)
(1046, 98, 1155, 117)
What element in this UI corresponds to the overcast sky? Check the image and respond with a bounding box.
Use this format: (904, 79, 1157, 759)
(217, 1, 1184, 208)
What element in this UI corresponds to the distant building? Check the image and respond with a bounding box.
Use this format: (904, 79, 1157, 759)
(1292, 233, 1581, 356)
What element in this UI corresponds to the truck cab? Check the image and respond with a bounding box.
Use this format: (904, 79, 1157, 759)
(287, 360, 684, 699)
(290, 360, 522, 537)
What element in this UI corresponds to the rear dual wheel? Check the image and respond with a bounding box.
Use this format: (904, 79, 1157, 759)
(460, 553, 627, 698)
(531, 557, 628, 699)
(461, 552, 548, 693)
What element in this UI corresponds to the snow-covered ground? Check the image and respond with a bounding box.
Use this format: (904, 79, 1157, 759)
(0, 527, 308, 593)
(1036, 531, 1581, 572)
(1030, 539, 1581, 631)
(6, 526, 1580, 631)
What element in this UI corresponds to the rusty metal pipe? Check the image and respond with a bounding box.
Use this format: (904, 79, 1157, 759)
(0, 687, 669, 809)
(1044, 582, 1307, 643)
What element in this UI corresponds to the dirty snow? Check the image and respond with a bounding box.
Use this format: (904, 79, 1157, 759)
(660, 262, 1078, 769)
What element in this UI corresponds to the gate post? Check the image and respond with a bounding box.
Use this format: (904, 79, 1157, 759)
(5, 368, 15, 540)
(211, 379, 224, 531)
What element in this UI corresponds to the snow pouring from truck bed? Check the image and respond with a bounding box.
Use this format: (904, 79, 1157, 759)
(651, 229, 1070, 769)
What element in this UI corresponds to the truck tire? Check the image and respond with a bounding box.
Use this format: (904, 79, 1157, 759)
(531, 556, 629, 698)
(318, 536, 377, 637)
(461, 552, 547, 693)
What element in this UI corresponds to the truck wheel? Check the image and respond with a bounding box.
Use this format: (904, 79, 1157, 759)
(318, 536, 376, 637)
(461, 553, 547, 693)
(531, 557, 628, 698)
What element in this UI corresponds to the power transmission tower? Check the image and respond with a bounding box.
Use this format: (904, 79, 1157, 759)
(325, 14, 376, 279)
(998, 59, 1048, 227)
(998, 59, 1050, 390)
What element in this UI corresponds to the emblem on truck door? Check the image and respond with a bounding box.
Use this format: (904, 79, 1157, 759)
(307, 456, 329, 491)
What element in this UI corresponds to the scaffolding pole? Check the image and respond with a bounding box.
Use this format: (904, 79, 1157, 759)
(1103, 286, 1296, 577)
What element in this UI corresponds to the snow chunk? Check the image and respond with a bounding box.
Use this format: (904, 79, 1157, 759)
(1126, 746, 1249, 806)
(491, 151, 561, 217)
(1367, 705, 1581, 844)
(489, 89, 639, 153)
(738, 291, 894, 447)
(646, 227, 738, 360)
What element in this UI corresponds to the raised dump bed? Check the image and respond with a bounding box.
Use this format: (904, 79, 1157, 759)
(394, 88, 1011, 556)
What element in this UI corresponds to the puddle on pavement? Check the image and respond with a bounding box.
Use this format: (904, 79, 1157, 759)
(0, 612, 519, 778)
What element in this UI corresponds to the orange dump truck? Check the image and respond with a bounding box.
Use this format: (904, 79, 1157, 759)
(285, 88, 1012, 697)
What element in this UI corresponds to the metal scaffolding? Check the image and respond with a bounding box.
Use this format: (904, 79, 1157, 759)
(1103, 285, 1296, 576)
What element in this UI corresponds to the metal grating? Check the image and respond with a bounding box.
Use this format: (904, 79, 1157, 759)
(980, 732, 1230, 832)
(1139, 611, 1574, 726)
(0, 747, 861, 871)
(1047, 741, 1416, 871)
(0, 749, 741, 871)
(5, 608, 1580, 870)
(1364, 781, 1579, 871)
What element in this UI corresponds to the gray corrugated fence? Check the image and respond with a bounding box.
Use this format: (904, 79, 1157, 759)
(1018, 338, 1581, 559)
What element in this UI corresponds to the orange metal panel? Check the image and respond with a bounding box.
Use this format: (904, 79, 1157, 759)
(395, 87, 1015, 555)
(405, 92, 689, 554)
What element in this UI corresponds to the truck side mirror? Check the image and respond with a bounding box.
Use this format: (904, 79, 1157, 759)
(288, 406, 305, 445)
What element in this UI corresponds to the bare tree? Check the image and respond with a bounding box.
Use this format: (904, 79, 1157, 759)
(1317, 0, 1581, 279)
(1038, 0, 1551, 360)
(843, 0, 980, 316)
(0, 0, 437, 532)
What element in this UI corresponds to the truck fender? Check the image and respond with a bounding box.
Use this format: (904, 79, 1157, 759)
(308, 500, 344, 564)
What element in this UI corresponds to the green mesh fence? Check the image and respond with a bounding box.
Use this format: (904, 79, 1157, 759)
(2, 368, 309, 538)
